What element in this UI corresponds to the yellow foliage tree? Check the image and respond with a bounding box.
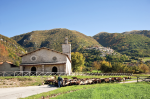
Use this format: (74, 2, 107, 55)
(71, 52, 85, 72)
(93, 61, 101, 71)
(139, 64, 149, 73)
(100, 60, 112, 72)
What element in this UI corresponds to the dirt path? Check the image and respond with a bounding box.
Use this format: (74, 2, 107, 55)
(0, 85, 58, 99)
(0, 80, 142, 99)
(119, 80, 142, 83)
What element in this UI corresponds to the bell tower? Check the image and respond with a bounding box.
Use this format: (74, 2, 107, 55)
(62, 37, 71, 60)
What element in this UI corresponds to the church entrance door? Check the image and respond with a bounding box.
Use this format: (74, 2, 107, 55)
(52, 66, 57, 72)
(31, 67, 36, 75)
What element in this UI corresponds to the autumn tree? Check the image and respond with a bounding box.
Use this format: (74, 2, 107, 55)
(112, 62, 123, 73)
(71, 52, 85, 72)
(138, 64, 149, 73)
(0, 42, 8, 61)
(93, 61, 101, 71)
(100, 60, 112, 72)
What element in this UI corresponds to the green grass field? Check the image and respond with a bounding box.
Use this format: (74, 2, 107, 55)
(22, 82, 150, 99)
(142, 57, 150, 62)
(86, 70, 101, 73)
(51, 82, 150, 99)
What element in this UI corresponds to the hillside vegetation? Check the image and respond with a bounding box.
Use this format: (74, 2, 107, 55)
(0, 34, 26, 65)
(12, 28, 100, 52)
(123, 30, 150, 37)
(93, 31, 150, 57)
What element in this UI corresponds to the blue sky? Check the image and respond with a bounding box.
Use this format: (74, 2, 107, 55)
(0, 0, 150, 37)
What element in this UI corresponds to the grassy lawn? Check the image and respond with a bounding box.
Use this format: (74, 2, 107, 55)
(1, 73, 149, 88)
(86, 70, 101, 73)
(132, 74, 150, 77)
(60, 75, 137, 81)
(22, 82, 150, 99)
(142, 57, 150, 62)
(51, 82, 150, 99)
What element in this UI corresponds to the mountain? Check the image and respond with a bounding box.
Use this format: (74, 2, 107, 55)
(123, 30, 150, 37)
(93, 31, 150, 57)
(12, 28, 101, 52)
(0, 34, 26, 65)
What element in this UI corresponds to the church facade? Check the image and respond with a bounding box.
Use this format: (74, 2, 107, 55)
(20, 37, 72, 75)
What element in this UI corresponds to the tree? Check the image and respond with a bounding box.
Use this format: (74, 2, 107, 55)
(100, 60, 112, 72)
(112, 62, 123, 73)
(15, 61, 20, 66)
(93, 61, 101, 71)
(138, 64, 149, 73)
(71, 52, 85, 72)
(0, 42, 8, 61)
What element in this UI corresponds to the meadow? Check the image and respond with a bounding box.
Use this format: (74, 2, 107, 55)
(0, 73, 149, 88)
(51, 82, 150, 99)
(142, 57, 150, 62)
(22, 82, 150, 99)
(86, 70, 101, 73)
(1, 74, 150, 99)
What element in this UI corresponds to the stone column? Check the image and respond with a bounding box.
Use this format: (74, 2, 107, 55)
(42, 65, 44, 72)
(20, 66, 23, 71)
(64, 64, 66, 72)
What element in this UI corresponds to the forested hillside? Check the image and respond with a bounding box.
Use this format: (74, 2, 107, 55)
(0, 34, 26, 65)
(93, 32, 150, 57)
(123, 30, 150, 37)
(12, 28, 100, 52)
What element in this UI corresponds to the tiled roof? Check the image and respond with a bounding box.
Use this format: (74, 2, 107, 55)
(0, 61, 13, 65)
(0, 62, 3, 65)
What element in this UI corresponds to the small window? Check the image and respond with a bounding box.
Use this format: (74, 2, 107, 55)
(52, 56, 57, 61)
(30, 55, 37, 61)
(32, 56, 36, 60)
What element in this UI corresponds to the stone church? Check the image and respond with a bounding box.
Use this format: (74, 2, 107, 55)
(20, 37, 72, 75)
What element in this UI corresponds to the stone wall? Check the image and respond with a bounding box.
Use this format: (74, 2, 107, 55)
(22, 49, 67, 64)
(0, 62, 19, 71)
(62, 44, 71, 60)
(22, 64, 65, 72)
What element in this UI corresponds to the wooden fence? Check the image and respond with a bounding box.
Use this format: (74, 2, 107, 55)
(136, 76, 150, 82)
(0, 71, 68, 77)
(72, 72, 133, 76)
(0, 71, 133, 77)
